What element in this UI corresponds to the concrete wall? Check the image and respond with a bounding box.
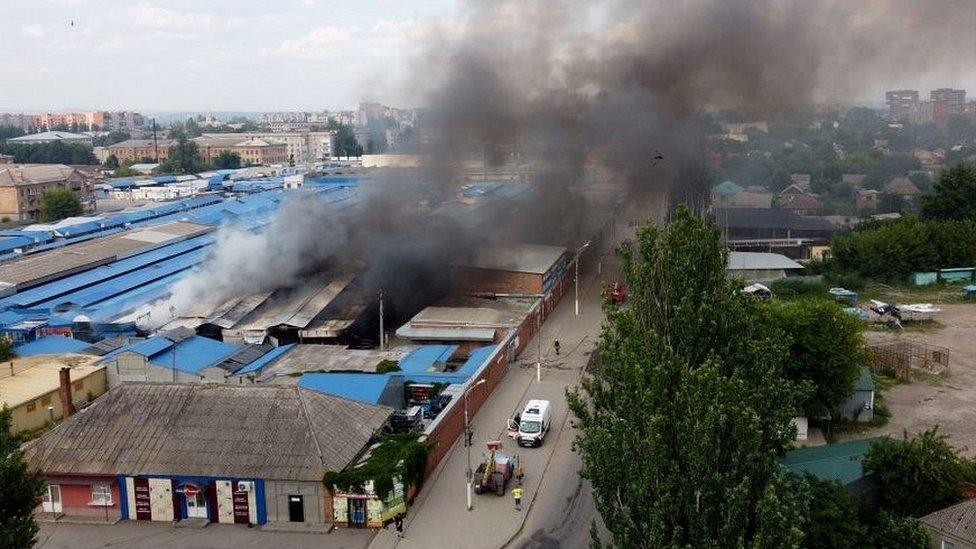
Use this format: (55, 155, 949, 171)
(264, 480, 328, 524)
(107, 353, 212, 386)
(12, 368, 107, 432)
(923, 526, 976, 549)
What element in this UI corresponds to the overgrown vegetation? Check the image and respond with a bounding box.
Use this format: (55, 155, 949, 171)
(39, 188, 82, 222)
(831, 216, 976, 280)
(0, 406, 46, 548)
(323, 434, 431, 500)
(0, 141, 97, 165)
(376, 359, 401, 374)
(864, 427, 976, 517)
(0, 337, 15, 361)
(762, 299, 869, 417)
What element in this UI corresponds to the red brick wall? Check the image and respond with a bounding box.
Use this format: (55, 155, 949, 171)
(452, 266, 543, 295)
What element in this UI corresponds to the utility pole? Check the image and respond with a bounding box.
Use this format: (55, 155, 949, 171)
(169, 306, 176, 383)
(378, 291, 385, 351)
(536, 302, 542, 382)
(464, 378, 486, 511)
(575, 241, 591, 317)
(152, 118, 159, 163)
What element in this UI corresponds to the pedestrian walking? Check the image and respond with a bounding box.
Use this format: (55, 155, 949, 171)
(394, 514, 404, 538)
(553, 340, 561, 355)
(512, 485, 523, 511)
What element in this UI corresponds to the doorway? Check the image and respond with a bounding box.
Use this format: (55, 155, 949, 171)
(42, 485, 62, 513)
(348, 498, 367, 528)
(288, 495, 304, 522)
(185, 490, 207, 519)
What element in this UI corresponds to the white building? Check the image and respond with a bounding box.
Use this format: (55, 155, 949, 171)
(7, 131, 93, 146)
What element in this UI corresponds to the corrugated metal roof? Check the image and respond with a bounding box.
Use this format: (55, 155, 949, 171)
(779, 437, 884, 485)
(399, 345, 459, 373)
(727, 252, 804, 271)
(14, 337, 91, 356)
(298, 372, 392, 405)
(233, 343, 295, 375)
(921, 498, 976, 544)
(146, 336, 240, 374)
(20, 383, 392, 481)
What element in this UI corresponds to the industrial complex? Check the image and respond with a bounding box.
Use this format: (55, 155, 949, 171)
(0, 163, 611, 531)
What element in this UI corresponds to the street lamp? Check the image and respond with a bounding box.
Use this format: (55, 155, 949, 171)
(464, 378, 487, 511)
(575, 241, 592, 316)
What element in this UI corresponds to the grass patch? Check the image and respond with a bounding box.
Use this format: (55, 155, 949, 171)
(866, 319, 945, 333)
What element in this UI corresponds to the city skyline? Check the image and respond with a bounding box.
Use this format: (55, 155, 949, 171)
(2, 0, 975, 112)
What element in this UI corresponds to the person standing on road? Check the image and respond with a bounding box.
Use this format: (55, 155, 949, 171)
(512, 485, 524, 511)
(553, 340, 560, 355)
(394, 514, 404, 538)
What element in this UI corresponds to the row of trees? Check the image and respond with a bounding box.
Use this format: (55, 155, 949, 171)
(570, 207, 963, 547)
(0, 141, 97, 165)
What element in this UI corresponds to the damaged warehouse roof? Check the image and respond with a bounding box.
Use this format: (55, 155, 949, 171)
(21, 383, 393, 481)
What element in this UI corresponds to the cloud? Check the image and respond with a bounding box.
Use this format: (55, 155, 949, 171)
(131, 2, 214, 32)
(95, 35, 126, 53)
(21, 24, 45, 38)
(275, 26, 355, 60)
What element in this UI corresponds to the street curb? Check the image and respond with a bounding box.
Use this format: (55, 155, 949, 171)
(499, 333, 593, 549)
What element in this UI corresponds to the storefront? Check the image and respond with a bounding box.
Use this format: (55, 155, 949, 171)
(331, 480, 406, 528)
(119, 476, 264, 524)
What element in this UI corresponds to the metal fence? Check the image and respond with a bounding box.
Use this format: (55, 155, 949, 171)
(868, 339, 950, 380)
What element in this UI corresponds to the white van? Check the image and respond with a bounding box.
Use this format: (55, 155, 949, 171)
(516, 399, 551, 447)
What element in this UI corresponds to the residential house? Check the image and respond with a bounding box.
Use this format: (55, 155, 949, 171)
(856, 189, 880, 212)
(920, 498, 976, 549)
(713, 207, 836, 260)
(0, 164, 95, 221)
(842, 173, 867, 187)
(789, 173, 811, 190)
(776, 184, 823, 215)
(885, 176, 920, 199)
(193, 135, 288, 166)
(21, 383, 392, 526)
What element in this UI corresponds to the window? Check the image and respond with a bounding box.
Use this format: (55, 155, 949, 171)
(26, 401, 36, 413)
(91, 483, 112, 505)
(942, 541, 955, 549)
(41, 395, 51, 405)
(73, 380, 84, 391)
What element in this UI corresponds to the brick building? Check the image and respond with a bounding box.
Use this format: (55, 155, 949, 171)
(0, 164, 95, 221)
(104, 139, 172, 163)
(193, 135, 288, 165)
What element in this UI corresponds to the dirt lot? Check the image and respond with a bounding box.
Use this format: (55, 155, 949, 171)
(839, 303, 976, 455)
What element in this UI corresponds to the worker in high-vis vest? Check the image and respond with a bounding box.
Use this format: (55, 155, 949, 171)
(512, 486, 524, 511)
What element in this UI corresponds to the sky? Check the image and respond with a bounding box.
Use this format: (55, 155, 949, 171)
(0, 0, 458, 112)
(0, 0, 974, 113)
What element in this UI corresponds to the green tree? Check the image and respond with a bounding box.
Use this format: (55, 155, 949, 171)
(762, 299, 868, 418)
(0, 337, 13, 361)
(39, 187, 82, 222)
(864, 428, 976, 517)
(213, 150, 241, 169)
(798, 475, 868, 549)
(0, 125, 26, 140)
(333, 123, 363, 158)
(92, 130, 130, 147)
(158, 137, 206, 175)
(921, 163, 976, 221)
(0, 406, 46, 549)
(111, 164, 142, 177)
(869, 511, 929, 548)
(103, 154, 120, 169)
(569, 207, 807, 548)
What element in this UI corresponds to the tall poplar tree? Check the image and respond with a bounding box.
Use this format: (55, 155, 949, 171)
(569, 207, 807, 548)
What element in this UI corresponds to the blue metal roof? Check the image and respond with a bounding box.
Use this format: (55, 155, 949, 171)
(298, 372, 391, 405)
(14, 336, 91, 356)
(457, 345, 498, 377)
(234, 344, 295, 375)
(399, 345, 459, 373)
(147, 336, 240, 374)
(110, 179, 136, 189)
(54, 221, 103, 238)
(0, 236, 34, 254)
(126, 336, 174, 357)
(153, 175, 177, 184)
